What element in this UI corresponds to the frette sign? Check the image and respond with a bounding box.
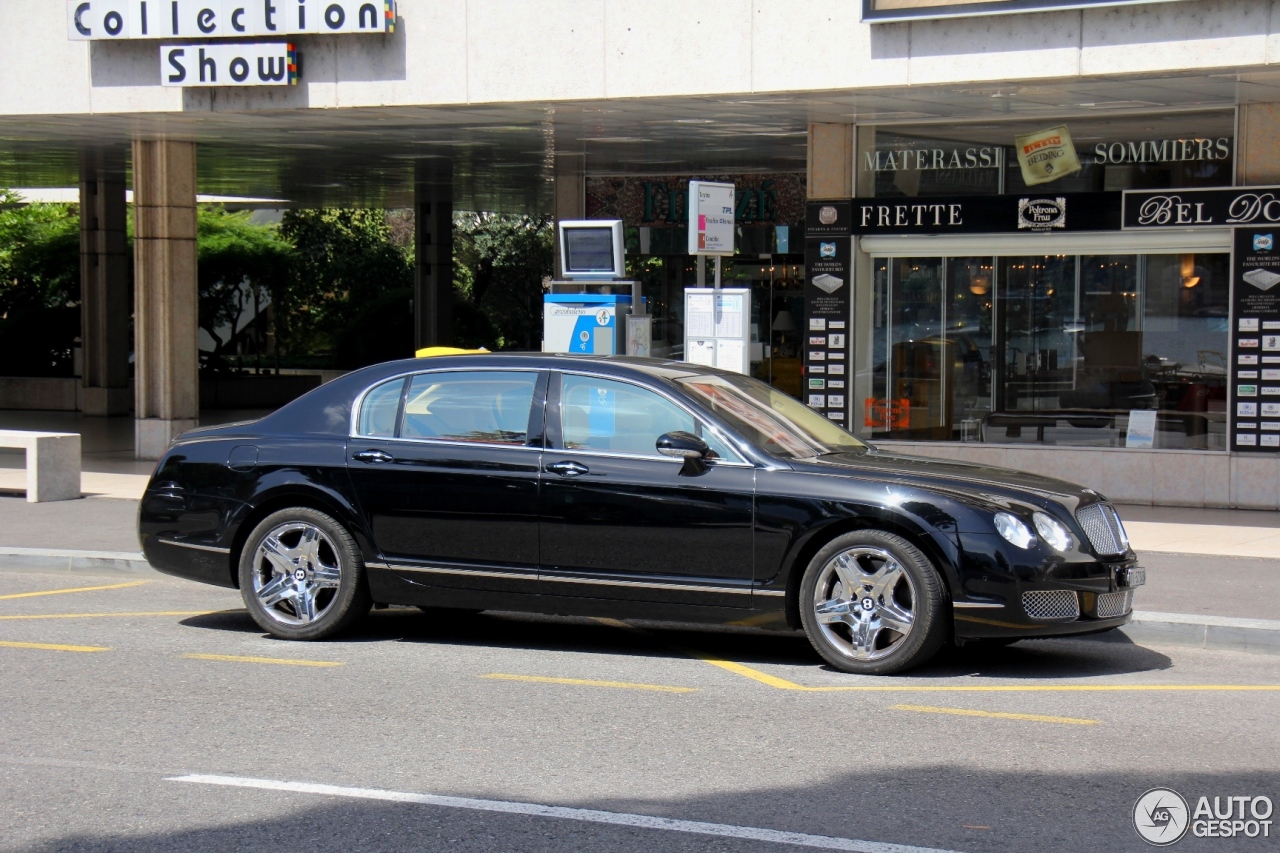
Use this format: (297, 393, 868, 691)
(68, 0, 395, 39)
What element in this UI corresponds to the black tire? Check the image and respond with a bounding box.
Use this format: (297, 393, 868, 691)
(238, 507, 372, 640)
(798, 529, 948, 675)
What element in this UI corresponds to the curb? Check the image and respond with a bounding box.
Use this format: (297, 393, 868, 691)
(1101, 611, 1280, 657)
(0, 547, 153, 575)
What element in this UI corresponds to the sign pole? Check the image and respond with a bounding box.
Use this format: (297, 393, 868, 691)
(713, 256, 722, 290)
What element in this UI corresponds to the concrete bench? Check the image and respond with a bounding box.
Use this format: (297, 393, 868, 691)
(0, 430, 81, 502)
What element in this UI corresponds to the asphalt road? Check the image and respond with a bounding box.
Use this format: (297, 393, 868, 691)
(1, 569, 1279, 853)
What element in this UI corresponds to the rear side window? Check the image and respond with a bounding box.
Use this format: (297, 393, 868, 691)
(400, 371, 539, 445)
(355, 378, 405, 437)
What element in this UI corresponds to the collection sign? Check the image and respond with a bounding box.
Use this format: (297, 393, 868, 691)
(69, 1, 395, 87)
(68, 0, 395, 39)
(803, 202, 854, 427)
(850, 192, 1120, 235)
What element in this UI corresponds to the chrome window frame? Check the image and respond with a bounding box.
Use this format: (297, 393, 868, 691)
(553, 369, 752, 467)
(349, 366, 546, 451)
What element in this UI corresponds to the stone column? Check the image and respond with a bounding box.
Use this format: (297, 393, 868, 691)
(807, 123, 854, 199)
(553, 152, 585, 280)
(1237, 104, 1280, 186)
(132, 139, 199, 459)
(414, 162, 453, 349)
(78, 146, 131, 416)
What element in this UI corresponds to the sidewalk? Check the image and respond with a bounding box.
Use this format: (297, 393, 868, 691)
(1, 472, 1278, 656)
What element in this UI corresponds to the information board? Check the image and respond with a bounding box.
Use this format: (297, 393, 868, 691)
(1231, 228, 1280, 452)
(688, 181, 736, 256)
(804, 202, 854, 428)
(684, 288, 750, 375)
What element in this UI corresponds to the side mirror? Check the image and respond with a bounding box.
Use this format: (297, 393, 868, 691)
(656, 430, 708, 460)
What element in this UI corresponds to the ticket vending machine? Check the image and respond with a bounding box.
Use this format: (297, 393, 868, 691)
(544, 219, 647, 355)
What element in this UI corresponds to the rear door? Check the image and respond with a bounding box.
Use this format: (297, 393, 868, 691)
(538, 371, 755, 608)
(346, 369, 545, 594)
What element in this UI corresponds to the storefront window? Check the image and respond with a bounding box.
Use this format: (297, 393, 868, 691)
(870, 252, 1229, 449)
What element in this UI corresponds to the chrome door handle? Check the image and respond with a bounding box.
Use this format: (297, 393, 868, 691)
(545, 460, 589, 477)
(353, 449, 394, 464)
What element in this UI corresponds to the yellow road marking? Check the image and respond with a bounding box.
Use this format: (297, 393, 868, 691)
(481, 673, 696, 693)
(0, 580, 148, 601)
(724, 612, 788, 628)
(892, 704, 1099, 725)
(0, 611, 216, 621)
(0, 640, 109, 653)
(183, 653, 343, 668)
(687, 656, 1280, 693)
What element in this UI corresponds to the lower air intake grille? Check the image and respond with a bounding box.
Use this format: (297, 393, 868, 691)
(1076, 502, 1128, 556)
(1095, 589, 1134, 619)
(1022, 590, 1080, 621)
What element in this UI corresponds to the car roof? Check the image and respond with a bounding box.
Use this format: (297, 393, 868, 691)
(348, 352, 732, 385)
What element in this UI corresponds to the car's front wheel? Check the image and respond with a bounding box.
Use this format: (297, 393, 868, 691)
(798, 530, 948, 675)
(238, 508, 372, 640)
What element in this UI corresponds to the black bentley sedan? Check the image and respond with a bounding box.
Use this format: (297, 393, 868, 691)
(139, 353, 1143, 674)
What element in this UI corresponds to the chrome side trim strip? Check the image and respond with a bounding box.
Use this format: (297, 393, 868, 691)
(382, 561, 764, 596)
(539, 573, 754, 594)
(753, 590, 786, 597)
(953, 601, 1005, 609)
(390, 564, 540, 583)
(158, 538, 231, 555)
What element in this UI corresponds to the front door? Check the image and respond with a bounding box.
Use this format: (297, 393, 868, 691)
(538, 372, 755, 607)
(347, 369, 545, 594)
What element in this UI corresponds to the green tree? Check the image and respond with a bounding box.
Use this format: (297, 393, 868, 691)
(0, 190, 82, 376)
(196, 207, 294, 370)
(278, 208, 414, 365)
(453, 212, 552, 351)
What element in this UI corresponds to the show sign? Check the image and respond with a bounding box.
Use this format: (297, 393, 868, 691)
(163, 42, 296, 86)
(68, 0, 394, 39)
(1123, 187, 1280, 229)
(849, 192, 1120, 235)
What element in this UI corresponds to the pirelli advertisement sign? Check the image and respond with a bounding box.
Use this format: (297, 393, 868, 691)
(863, 0, 1187, 23)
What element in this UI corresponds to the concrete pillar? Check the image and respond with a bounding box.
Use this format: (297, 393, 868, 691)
(132, 139, 199, 459)
(1237, 104, 1280, 186)
(414, 163, 453, 349)
(807, 123, 855, 199)
(78, 147, 132, 416)
(553, 153, 585, 279)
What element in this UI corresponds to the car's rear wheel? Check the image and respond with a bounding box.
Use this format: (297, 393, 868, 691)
(798, 530, 948, 675)
(238, 508, 371, 640)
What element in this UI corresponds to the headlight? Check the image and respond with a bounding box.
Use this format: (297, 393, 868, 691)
(1032, 512, 1073, 552)
(994, 512, 1034, 549)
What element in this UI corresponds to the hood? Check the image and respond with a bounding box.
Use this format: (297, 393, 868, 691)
(793, 447, 1100, 514)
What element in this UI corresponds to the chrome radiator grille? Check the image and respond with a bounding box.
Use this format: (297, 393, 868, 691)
(1095, 590, 1134, 619)
(1076, 502, 1129, 556)
(1022, 590, 1080, 621)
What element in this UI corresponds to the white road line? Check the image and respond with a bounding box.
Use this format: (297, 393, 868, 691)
(168, 774, 967, 853)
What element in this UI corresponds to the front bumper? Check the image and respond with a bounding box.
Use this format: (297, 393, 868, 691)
(950, 532, 1142, 641)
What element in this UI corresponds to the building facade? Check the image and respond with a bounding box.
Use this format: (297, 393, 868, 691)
(4, 0, 1280, 505)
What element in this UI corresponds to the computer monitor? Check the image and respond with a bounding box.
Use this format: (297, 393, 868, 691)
(559, 220, 625, 280)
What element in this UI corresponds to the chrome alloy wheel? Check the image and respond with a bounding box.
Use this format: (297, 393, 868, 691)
(811, 546, 917, 662)
(250, 522, 343, 626)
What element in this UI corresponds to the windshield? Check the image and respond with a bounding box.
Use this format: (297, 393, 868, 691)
(676, 373, 866, 459)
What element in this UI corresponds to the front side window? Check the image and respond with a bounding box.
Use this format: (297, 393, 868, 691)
(399, 371, 539, 445)
(560, 374, 736, 459)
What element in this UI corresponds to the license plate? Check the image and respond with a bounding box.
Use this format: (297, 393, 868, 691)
(1121, 567, 1146, 588)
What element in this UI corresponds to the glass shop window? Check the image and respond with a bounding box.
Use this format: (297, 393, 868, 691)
(869, 253, 1229, 449)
